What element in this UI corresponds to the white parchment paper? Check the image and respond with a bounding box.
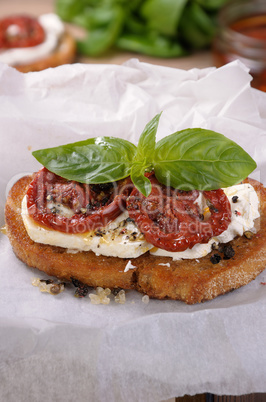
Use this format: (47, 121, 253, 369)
(0, 60, 266, 402)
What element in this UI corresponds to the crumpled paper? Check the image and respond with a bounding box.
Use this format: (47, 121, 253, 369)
(0, 59, 266, 402)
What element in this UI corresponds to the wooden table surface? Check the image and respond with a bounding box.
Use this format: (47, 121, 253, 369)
(1, 1, 265, 402)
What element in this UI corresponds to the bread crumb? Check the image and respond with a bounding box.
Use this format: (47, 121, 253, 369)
(142, 295, 149, 304)
(89, 287, 111, 304)
(114, 289, 126, 304)
(0, 225, 7, 235)
(32, 277, 41, 287)
(32, 277, 64, 295)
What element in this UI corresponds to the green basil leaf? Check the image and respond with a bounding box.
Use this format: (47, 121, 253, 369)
(131, 112, 162, 196)
(116, 33, 186, 58)
(187, 2, 216, 36)
(154, 128, 257, 191)
(125, 14, 147, 35)
(134, 112, 162, 165)
(32, 137, 137, 184)
(131, 163, 152, 197)
(55, 0, 84, 22)
(179, 3, 215, 48)
(77, 6, 125, 56)
(140, 0, 188, 36)
(194, 0, 228, 11)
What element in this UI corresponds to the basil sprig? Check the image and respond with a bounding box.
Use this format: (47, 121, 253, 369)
(32, 113, 257, 196)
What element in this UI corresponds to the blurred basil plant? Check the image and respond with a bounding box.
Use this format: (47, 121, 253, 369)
(56, 0, 228, 57)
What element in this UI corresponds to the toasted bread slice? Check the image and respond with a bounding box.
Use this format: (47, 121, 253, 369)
(14, 32, 76, 73)
(4, 175, 266, 304)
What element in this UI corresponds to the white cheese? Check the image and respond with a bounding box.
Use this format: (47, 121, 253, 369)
(0, 14, 64, 66)
(124, 260, 137, 272)
(21, 197, 153, 258)
(21, 183, 260, 261)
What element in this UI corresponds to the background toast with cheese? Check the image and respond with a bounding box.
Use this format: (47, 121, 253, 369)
(14, 32, 76, 73)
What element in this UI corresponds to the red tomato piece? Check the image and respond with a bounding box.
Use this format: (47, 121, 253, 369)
(26, 168, 132, 234)
(126, 173, 232, 252)
(0, 15, 45, 48)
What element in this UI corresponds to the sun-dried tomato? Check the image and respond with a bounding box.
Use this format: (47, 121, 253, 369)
(26, 167, 132, 234)
(126, 173, 232, 252)
(0, 15, 45, 48)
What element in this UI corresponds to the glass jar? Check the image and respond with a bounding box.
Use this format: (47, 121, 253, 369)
(213, 0, 266, 91)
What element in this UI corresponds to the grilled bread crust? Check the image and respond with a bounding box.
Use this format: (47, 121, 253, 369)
(5, 175, 266, 304)
(13, 32, 76, 73)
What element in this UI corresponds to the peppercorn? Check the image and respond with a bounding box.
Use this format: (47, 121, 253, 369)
(71, 277, 90, 297)
(244, 230, 254, 239)
(223, 244, 235, 260)
(75, 285, 89, 298)
(210, 254, 221, 264)
(50, 284, 62, 295)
